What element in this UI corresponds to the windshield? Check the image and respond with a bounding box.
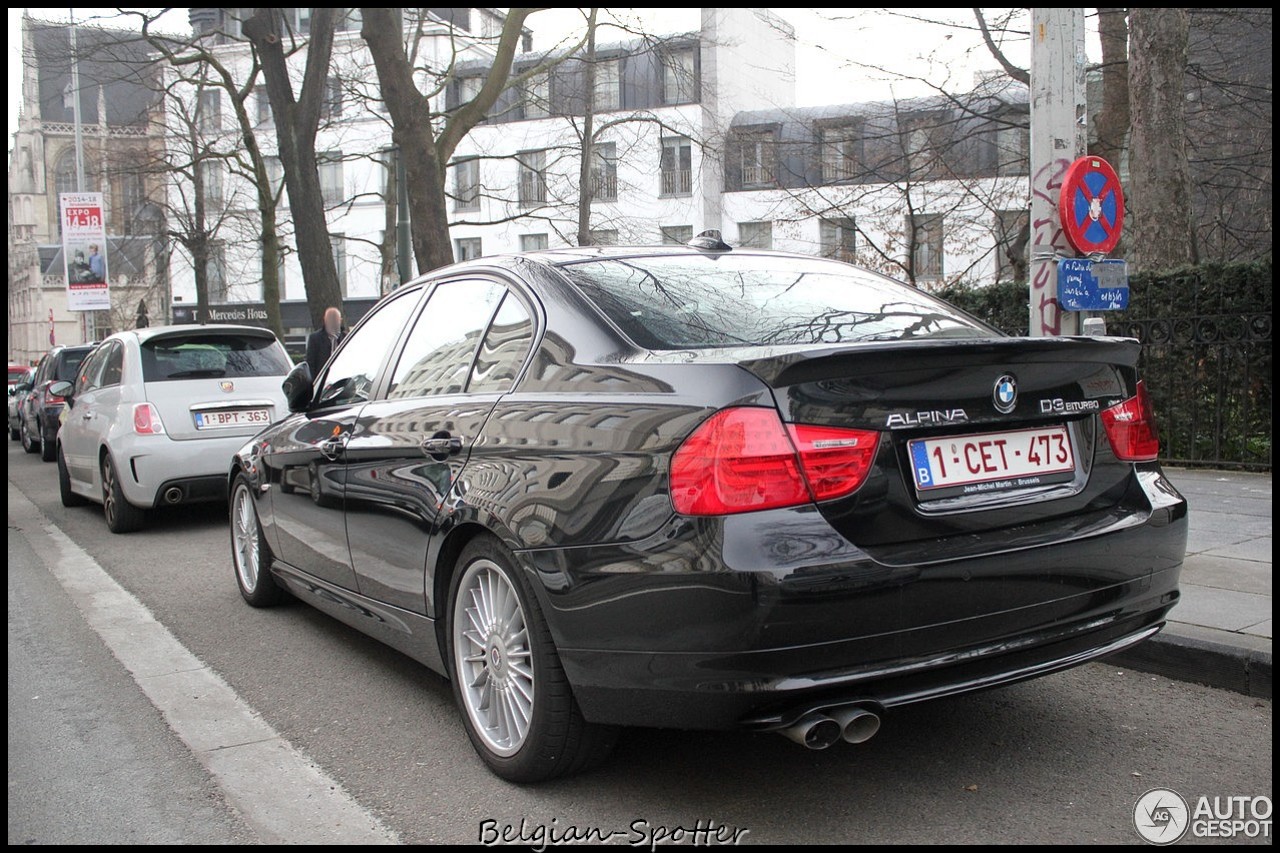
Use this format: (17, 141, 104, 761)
(141, 333, 291, 382)
(55, 350, 91, 382)
(558, 254, 993, 350)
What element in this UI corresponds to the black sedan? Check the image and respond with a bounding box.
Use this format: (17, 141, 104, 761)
(228, 237, 1187, 782)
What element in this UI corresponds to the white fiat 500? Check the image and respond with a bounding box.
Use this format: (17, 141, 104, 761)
(52, 324, 292, 533)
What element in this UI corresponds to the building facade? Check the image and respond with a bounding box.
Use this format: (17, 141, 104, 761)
(8, 15, 170, 365)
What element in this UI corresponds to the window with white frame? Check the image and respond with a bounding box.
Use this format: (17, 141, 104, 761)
(591, 142, 617, 202)
(820, 126, 862, 183)
(519, 234, 548, 251)
(996, 123, 1029, 176)
(453, 158, 481, 211)
(454, 237, 483, 261)
(739, 131, 774, 186)
(521, 71, 550, 119)
(588, 229, 619, 246)
(660, 136, 692, 196)
(198, 159, 224, 207)
(662, 48, 696, 104)
(198, 89, 221, 133)
(593, 58, 620, 111)
(517, 150, 547, 207)
(738, 221, 773, 249)
(820, 218, 857, 262)
(256, 87, 272, 125)
(908, 213, 944, 280)
(318, 151, 343, 206)
(660, 225, 693, 245)
(321, 75, 343, 120)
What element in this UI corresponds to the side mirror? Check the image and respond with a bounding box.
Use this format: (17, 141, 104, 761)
(48, 380, 74, 399)
(282, 362, 314, 413)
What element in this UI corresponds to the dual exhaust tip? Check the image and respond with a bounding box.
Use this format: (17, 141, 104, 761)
(780, 706, 881, 750)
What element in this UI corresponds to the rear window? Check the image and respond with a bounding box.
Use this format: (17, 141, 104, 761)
(141, 333, 291, 382)
(9, 367, 28, 384)
(558, 254, 992, 349)
(55, 350, 92, 382)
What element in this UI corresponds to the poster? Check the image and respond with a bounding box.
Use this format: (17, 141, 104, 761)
(60, 191, 111, 311)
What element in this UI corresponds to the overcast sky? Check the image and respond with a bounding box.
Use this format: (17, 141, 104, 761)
(8, 7, 1079, 154)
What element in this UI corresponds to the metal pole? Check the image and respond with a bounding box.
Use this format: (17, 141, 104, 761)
(69, 9, 85, 192)
(1028, 8, 1087, 337)
(396, 147, 411, 284)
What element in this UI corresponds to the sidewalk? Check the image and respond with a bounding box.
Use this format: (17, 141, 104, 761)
(1107, 467, 1273, 698)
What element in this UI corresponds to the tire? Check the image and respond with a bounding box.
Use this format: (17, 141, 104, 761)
(20, 417, 39, 454)
(9, 421, 18, 441)
(58, 444, 89, 507)
(40, 423, 57, 462)
(101, 452, 146, 533)
(230, 474, 283, 607)
(446, 536, 618, 782)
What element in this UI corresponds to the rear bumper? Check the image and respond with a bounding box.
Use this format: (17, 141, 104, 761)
(114, 433, 254, 508)
(519, 468, 1187, 730)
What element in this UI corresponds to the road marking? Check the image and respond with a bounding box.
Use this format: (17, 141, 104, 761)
(7, 483, 399, 845)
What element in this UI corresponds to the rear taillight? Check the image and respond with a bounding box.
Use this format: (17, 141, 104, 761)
(133, 403, 166, 435)
(670, 407, 879, 516)
(1100, 380, 1159, 462)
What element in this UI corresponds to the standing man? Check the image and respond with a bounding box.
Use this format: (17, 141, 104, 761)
(305, 306, 345, 379)
(87, 244, 105, 283)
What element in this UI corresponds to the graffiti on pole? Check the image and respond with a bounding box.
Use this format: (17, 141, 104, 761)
(1030, 158, 1073, 337)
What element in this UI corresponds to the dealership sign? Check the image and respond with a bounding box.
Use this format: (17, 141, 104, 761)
(60, 192, 111, 311)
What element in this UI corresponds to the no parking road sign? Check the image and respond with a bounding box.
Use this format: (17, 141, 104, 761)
(1059, 156, 1125, 256)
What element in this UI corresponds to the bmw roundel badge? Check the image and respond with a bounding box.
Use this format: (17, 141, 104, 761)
(993, 374, 1017, 413)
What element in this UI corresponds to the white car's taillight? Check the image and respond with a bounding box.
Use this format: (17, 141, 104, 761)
(133, 402, 166, 435)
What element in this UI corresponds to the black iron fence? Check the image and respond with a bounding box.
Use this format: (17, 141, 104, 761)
(938, 260, 1273, 471)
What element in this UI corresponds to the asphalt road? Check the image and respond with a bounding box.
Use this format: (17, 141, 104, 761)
(7, 441, 1273, 845)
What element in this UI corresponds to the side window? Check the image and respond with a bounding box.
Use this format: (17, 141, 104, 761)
(387, 280, 506, 399)
(75, 346, 108, 395)
(316, 290, 421, 408)
(468, 293, 533, 393)
(99, 343, 125, 387)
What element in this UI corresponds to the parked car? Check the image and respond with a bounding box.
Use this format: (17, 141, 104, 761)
(21, 344, 96, 461)
(53, 325, 292, 533)
(8, 362, 29, 390)
(228, 236, 1187, 782)
(9, 367, 36, 441)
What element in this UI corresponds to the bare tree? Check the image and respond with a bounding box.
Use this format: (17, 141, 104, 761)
(131, 10, 288, 340)
(1127, 8, 1194, 270)
(242, 7, 343, 329)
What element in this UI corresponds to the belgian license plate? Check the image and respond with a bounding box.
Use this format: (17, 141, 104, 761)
(194, 408, 271, 430)
(909, 425, 1075, 496)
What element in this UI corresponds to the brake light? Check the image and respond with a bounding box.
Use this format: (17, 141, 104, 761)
(787, 423, 880, 501)
(670, 407, 879, 516)
(133, 403, 166, 435)
(1100, 380, 1159, 461)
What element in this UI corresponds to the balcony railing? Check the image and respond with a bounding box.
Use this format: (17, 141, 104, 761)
(592, 172, 617, 201)
(660, 169, 692, 196)
(519, 176, 547, 206)
(740, 164, 772, 186)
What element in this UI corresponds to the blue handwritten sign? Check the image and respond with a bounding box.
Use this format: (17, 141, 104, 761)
(1057, 258, 1129, 311)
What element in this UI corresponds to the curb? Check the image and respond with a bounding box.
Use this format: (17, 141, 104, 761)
(1106, 625, 1272, 700)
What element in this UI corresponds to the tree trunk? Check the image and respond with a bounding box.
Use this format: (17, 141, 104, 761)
(243, 7, 343, 331)
(363, 7, 538, 274)
(1128, 8, 1195, 271)
(577, 11, 599, 246)
(1092, 8, 1130, 169)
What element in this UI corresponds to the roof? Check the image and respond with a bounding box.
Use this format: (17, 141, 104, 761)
(28, 17, 162, 127)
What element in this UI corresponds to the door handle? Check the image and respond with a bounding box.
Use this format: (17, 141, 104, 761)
(421, 433, 464, 459)
(318, 435, 347, 461)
